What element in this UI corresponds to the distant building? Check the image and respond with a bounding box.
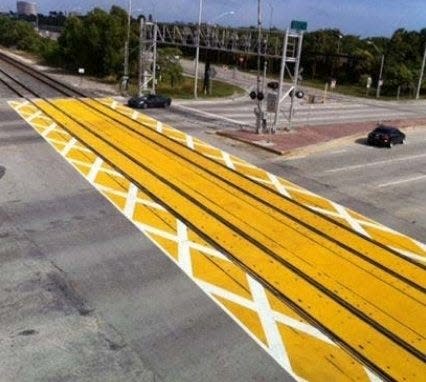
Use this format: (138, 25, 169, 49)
(16, 1, 37, 16)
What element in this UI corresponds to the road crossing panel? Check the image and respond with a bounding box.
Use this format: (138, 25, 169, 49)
(9, 98, 425, 382)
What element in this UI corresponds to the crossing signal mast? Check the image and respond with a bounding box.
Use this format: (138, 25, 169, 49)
(273, 21, 306, 132)
(138, 17, 158, 96)
(250, 20, 306, 133)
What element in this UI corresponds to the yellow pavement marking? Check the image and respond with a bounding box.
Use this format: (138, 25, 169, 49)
(100, 98, 426, 262)
(9, 98, 426, 382)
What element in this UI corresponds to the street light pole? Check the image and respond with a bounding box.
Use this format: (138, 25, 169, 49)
(123, 0, 131, 91)
(367, 40, 384, 99)
(416, 43, 426, 100)
(377, 53, 384, 98)
(194, 0, 203, 98)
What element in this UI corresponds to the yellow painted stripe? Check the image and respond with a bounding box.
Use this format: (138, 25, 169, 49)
(101, 98, 426, 261)
(86, 99, 425, 283)
(30, 98, 425, 381)
(8, 99, 414, 381)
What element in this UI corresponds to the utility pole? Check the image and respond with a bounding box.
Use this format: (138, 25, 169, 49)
(123, 0, 132, 92)
(416, 43, 426, 100)
(138, 17, 145, 97)
(377, 53, 384, 98)
(194, 0, 203, 98)
(255, 0, 263, 133)
(273, 29, 289, 127)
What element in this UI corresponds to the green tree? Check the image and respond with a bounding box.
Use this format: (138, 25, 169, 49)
(157, 48, 184, 88)
(57, 7, 127, 77)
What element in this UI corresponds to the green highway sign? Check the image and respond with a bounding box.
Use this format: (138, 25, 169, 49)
(290, 20, 308, 31)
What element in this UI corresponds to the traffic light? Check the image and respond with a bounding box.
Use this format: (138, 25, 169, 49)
(249, 91, 264, 101)
(289, 89, 305, 99)
(267, 81, 279, 90)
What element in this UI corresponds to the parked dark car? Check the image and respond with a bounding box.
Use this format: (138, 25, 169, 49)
(367, 125, 406, 148)
(127, 94, 172, 109)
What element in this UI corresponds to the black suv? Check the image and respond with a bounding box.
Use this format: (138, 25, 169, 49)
(367, 125, 406, 148)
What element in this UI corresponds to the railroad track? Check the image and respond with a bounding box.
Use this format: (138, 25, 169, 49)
(0, 52, 425, 381)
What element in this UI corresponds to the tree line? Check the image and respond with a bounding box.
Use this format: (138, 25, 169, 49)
(0, 8, 425, 96)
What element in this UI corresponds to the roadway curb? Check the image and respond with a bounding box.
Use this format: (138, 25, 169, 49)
(217, 121, 426, 157)
(217, 130, 286, 155)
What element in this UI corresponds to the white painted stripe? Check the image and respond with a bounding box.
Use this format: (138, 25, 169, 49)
(177, 221, 192, 276)
(186, 134, 195, 150)
(247, 277, 294, 373)
(13, 100, 29, 110)
(364, 366, 383, 382)
(41, 123, 57, 137)
(325, 153, 426, 173)
(69, 158, 125, 178)
(132, 111, 139, 120)
(222, 152, 235, 169)
(97, 184, 165, 210)
(61, 137, 77, 156)
(268, 174, 291, 198)
(26, 110, 42, 122)
(377, 174, 426, 188)
(332, 202, 370, 237)
(198, 279, 333, 345)
(188, 242, 229, 261)
(111, 100, 118, 109)
(272, 311, 335, 346)
(123, 183, 138, 219)
(174, 103, 249, 125)
(86, 157, 104, 183)
(389, 247, 426, 264)
(156, 121, 163, 133)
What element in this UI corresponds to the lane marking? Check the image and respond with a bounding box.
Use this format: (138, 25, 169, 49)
(60, 137, 77, 156)
(268, 174, 291, 198)
(174, 103, 249, 126)
(86, 157, 104, 183)
(222, 152, 235, 169)
(10, 99, 423, 381)
(177, 221, 193, 276)
(186, 134, 195, 150)
(41, 123, 57, 137)
(331, 202, 370, 238)
(377, 174, 426, 188)
(123, 183, 138, 219)
(325, 153, 426, 173)
(247, 277, 295, 377)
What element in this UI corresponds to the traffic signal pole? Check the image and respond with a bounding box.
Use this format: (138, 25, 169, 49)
(273, 29, 289, 127)
(288, 32, 304, 130)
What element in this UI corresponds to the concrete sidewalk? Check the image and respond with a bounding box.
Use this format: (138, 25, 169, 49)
(218, 117, 426, 156)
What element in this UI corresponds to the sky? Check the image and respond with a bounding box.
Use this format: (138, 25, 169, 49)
(1, 0, 426, 37)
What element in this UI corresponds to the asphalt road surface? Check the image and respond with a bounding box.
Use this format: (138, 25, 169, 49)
(0, 99, 294, 381)
(1, 55, 425, 380)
